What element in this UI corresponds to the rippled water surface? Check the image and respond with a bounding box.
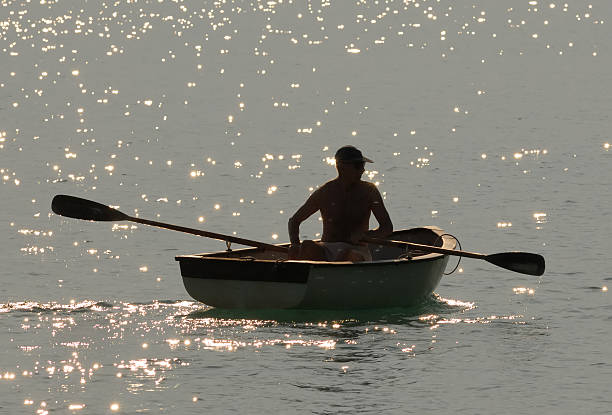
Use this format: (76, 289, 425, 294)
(1, 0, 611, 413)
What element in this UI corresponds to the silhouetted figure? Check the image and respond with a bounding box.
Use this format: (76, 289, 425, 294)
(288, 145, 393, 262)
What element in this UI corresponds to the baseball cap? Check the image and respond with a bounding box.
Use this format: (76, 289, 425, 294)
(334, 145, 374, 163)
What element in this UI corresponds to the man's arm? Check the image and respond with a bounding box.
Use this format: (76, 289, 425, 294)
(288, 189, 321, 244)
(365, 185, 393, 239)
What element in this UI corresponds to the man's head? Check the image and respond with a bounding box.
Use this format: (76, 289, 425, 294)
(334, 145, 373, 181)
(334, 145, 374, 165)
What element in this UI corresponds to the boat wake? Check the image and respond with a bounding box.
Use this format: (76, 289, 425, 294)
(0, 300, 197, 315)
(0, 296, 475, 328)
(0, 300, 113, 314)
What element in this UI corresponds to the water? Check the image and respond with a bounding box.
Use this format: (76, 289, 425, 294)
(1, 0, 611, 413)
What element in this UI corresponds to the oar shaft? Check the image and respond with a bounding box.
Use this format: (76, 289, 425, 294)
(129, 217, 288, 253)
(364, 237, 485, 259)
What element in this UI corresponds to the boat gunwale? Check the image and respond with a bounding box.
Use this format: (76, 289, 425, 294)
(175, 251, 445, 267)
(175, 227, 456, 267)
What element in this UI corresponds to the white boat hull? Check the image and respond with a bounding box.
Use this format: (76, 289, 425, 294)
(176, 227, 455, 310)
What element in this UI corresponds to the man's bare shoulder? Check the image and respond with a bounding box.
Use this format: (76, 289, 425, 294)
(358, 181, 384, 202)
(317, 179, 340, 193)
(360, 180, 381, 193)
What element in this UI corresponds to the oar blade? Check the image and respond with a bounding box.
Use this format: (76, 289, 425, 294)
(52, 195, 128, 222)
(485, 252, 545, 276)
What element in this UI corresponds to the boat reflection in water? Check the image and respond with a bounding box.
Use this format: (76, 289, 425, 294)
(185, 295, 475, 326)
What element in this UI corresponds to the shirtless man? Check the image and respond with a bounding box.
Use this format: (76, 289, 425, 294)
(288, 145, 393, 262)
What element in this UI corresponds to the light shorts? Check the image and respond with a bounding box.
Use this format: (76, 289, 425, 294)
(320, 242, 372, 262)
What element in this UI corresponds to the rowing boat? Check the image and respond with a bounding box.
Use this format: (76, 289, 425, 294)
(175, 226, 456, 309)
(50, 196, 545, 307)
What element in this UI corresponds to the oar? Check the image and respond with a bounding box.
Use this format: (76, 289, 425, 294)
(51, 195, 545, 275)
(364, 237, 545, 276)
(51, 194, 288, 253)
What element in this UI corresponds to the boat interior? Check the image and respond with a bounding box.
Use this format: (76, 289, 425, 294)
(194, 227, 452, 262)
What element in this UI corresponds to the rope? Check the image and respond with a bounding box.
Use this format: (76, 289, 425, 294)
(434, 233, 462, 275)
